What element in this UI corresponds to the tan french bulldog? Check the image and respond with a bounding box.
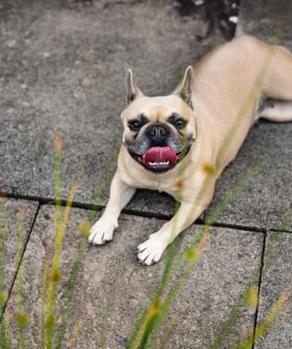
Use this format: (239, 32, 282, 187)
(89, 35, 292, 265)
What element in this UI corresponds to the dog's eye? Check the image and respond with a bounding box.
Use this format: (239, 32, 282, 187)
(128, 114, 149, 131)
(168, 114, 187, 130)
(174, 119, 186, 129)
(128, 120, 141, 131)
(172, 118, 187, 130)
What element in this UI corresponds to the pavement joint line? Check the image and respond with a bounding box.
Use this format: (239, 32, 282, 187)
(0, 202, 41, 324)
(0, 192, 104, 213)
(39, 200, 104, 214)
(0, 192, 54, 205)
(209, 222, 267, 234)
(251, 231, 267, 349)
(269, 228, 292, 234)
(1, 191, 284, 234)
(121, 208, 175, 222)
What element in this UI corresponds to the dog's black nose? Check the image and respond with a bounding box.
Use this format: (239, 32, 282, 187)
(147, 124, 170, 143)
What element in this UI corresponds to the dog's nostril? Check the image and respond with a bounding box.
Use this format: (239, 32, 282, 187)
(148, 124, 169, 141)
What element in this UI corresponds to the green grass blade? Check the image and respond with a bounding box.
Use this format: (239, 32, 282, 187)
(54, 236, 87, 349)
(15, 211, 30, 349)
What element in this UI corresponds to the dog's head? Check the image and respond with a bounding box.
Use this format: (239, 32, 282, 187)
(121, 66, 196, 173)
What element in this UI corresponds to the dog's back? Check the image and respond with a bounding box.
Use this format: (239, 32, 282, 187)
(192, 35, 292, 170)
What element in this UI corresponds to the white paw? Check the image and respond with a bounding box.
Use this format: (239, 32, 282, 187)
(137, 232, 169, 266)
(88, 216, 118, 245)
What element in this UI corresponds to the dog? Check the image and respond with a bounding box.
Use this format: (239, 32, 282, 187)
(89, 35, 292, 265)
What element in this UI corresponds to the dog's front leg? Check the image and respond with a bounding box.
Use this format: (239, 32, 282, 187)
(137, 179, 214, 265)
(89, 172, 136, 245)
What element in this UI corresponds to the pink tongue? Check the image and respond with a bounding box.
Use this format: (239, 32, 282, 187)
(141, 147, 178, 165)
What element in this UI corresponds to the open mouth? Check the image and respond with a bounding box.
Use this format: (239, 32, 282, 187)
(136, 146, 180, 172)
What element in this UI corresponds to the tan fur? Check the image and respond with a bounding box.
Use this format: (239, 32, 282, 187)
(89, 36, 292, 265)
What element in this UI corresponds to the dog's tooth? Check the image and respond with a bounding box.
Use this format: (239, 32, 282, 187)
(148, 160, 173, 167)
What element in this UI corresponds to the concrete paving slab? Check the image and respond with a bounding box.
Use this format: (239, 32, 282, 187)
(237, 0, 292, 43)
(4, 205, 263, 348)
(0, 0, 224, 217)
(255, 232, 292, 349)
(206, 121, 292, 231)
(0, 198, 38, 313)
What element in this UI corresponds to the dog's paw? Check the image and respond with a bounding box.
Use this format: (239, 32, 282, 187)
(137, 233, 168, 266)
(88, 216, 118, 245)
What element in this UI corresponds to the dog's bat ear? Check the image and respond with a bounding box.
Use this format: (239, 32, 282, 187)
(174, 66, 194, 110)
(126, 69, 143, 105)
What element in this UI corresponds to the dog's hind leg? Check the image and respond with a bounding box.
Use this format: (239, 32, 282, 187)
(259, 99, 292, 122)
(262, 44, 292, 102)
(256, 43, 292, 122)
